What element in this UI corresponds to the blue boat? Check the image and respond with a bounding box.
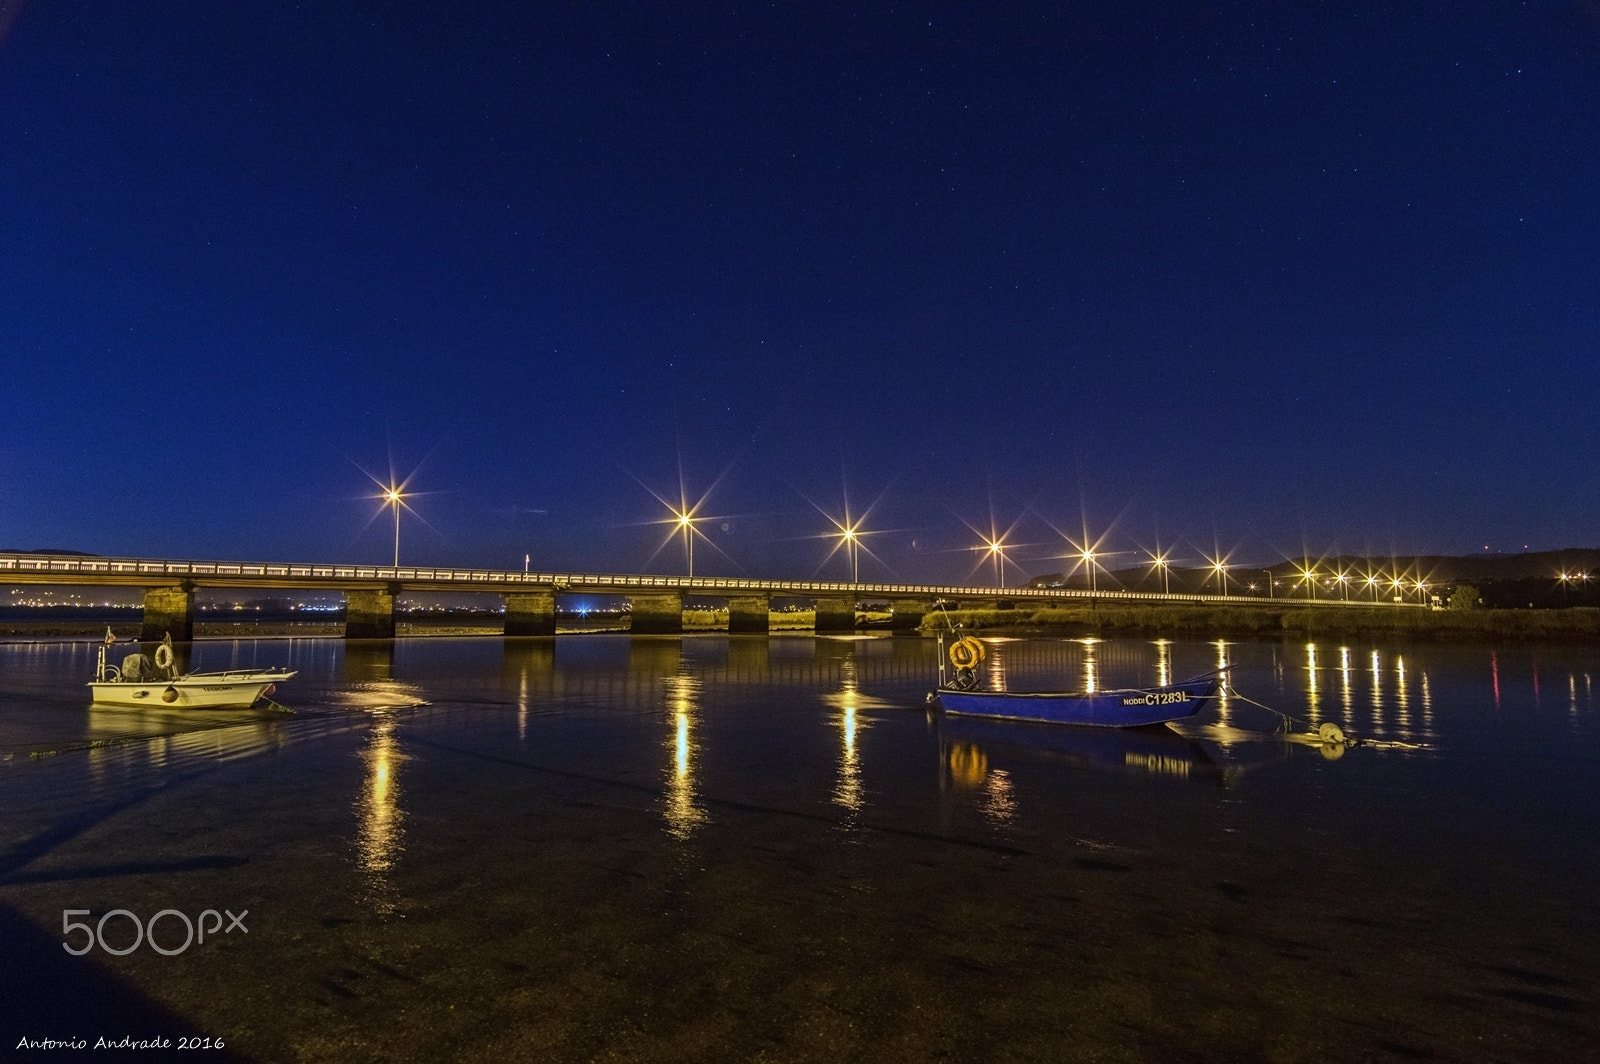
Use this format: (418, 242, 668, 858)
(929, 633, 1223, 728)
(933, 676, 1221, 727)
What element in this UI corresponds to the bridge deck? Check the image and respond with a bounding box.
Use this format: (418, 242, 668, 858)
(0, 553, 1417, 608)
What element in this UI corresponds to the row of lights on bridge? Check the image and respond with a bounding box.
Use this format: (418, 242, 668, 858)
(380, 484, 1591, 598)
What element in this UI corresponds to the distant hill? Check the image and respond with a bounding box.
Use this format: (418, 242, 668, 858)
(1342, 549, 1600, 582)
(0, 548, 98, 556)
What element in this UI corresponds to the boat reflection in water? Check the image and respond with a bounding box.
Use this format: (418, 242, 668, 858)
(943, 737, 1018, 824)
(940, 715, 1226, 790)
(85, 705, 294, 767)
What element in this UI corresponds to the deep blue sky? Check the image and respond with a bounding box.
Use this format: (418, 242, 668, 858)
(2, 2, 1596, 584)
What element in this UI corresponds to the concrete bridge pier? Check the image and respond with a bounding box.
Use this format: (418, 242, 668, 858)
(813, 595, 857, 633)
(345, 588, 396, 639)
(727, 594, 770, 633)
(630, 591, 685, 634)
(504, 591, 558, 636)
(888, 597, 930, 633)
(142, 586, 194, 642)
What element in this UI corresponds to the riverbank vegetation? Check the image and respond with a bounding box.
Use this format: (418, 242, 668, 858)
(919, 604, 1600, 642)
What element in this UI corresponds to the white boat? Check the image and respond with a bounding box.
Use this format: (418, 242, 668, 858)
(89, 632, 296, 709)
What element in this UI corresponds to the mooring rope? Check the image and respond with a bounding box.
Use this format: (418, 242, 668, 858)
(1226, 686, 1426, 750)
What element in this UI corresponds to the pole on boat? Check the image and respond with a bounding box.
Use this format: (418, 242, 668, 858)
(97, 625, 115, 682)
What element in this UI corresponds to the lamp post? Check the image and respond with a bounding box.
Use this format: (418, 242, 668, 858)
(1081, 550, 1098, 594)
(1262, 569, 1274, 599)
(1210, 560, 1228, 597)
(384, 487, 404, 567)
(979, 539, 1007, 587)
(1151, 554, 1171, 595)
(842, 527, 859, 583)
(675, 510, 695, 578)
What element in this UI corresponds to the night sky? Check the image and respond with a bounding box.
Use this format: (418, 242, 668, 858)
(2, 2, 1596, 585)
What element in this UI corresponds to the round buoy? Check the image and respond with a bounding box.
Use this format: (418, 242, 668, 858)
(1317, 721, 1347, 745)
(162, 686, 179, 703)
(948, 636, 986, 669)
(154, 643, 174, 669)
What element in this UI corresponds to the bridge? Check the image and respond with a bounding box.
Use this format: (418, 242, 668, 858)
(0, 552, 1416, 640)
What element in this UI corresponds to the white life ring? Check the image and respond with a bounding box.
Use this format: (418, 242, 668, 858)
(154, 644, 174, 669)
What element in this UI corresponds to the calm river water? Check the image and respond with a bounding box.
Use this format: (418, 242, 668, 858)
(0, 633, 1595, 1062)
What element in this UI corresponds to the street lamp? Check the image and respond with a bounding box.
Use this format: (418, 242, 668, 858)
(1209, 559, 1229, 596)
(980, 538, 1008, 587)
(1151, 554, 1171, 595)
(1262, 569, 1275, 599)
(1298, 568, 1320, 600)
(841, 526, 860, 583)
(383, 486, 405, 567)
(1081, 549, 1098, 594)
(674, 509, 695, 578)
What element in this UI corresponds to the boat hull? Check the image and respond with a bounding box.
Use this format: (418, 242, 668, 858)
(88, 670, 295, 709)
(933, 678, 1219, 728)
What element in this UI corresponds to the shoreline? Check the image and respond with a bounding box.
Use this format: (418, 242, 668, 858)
(3, 603, 1596, 644)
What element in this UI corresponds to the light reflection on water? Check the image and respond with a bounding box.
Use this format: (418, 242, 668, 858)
(980, 638, 1009, 692)
(1305, 641, 1320, 722)
(357, 713, 405, 913)
(827, 656, 864, 818)
(1212, 639, 1232, 724)
(661, 669, 705, 840)
(1339, 644, 1353, 726)
(1370, 648, 1384, 725)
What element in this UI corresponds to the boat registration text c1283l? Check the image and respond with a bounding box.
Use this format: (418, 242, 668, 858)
(1120, 691, 1193, 707)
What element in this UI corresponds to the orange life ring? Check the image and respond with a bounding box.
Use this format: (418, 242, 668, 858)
(948, 636, 986, 669)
